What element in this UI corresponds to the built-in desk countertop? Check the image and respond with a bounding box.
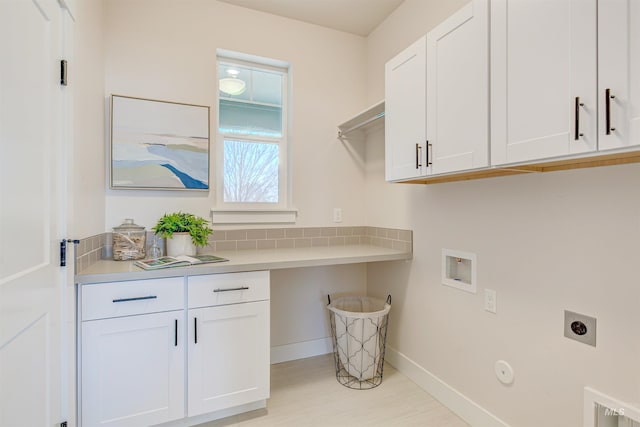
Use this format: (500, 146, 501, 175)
(76, 244, 412, 284)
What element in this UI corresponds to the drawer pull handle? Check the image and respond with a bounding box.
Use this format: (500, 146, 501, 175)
(213, 286, 249, 293)
(174, 319, 178, 347)
(112, 295, 157, 303)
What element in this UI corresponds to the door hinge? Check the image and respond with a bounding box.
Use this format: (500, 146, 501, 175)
(60, 239, 67, 267)
(60, 59, 68, 86)
(60, 239, 80, 267)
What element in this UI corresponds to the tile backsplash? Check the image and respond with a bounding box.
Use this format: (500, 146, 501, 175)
(74, 233, 109, 274)
(200, 226, 412, 253)
(75, 226, 412, 272)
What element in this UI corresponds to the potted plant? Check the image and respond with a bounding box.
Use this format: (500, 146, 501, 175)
(153, 212, 213, 256)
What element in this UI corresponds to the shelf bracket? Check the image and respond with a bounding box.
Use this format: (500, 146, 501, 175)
(338, 112, 385, 138)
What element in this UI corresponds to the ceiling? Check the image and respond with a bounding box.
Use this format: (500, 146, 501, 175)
(218, 0, 405, 37)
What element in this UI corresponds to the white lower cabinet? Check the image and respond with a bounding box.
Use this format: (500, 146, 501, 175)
(81, 311, 185, 427)
(188, 301, 270, 416)
(187, 271, 271, 417)
(79, 271, 270, 427)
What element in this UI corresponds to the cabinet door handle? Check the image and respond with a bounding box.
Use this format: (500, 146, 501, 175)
(194, 317, 198, 344)
(112, 295, 157, 303)
(415, 143, 422, 169)
(427, 142, 433, 166)
(174, 319, 178, 347)
(574, 97, 584, 140)
(606, 88, 616, 134)
(213, 286, 249, 293)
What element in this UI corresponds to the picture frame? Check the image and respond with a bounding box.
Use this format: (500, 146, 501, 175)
(110, 95, 210, 190)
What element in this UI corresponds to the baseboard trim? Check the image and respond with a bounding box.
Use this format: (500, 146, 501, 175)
(154, 400, 266, 426)
(386, 347, 509, 427)
(271, 337, 333, 364)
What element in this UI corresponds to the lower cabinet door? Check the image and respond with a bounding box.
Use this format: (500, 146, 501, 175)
(188, 301, 270, 417)
(81, 311, 184, 427)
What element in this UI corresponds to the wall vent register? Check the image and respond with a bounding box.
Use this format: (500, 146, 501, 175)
(584, 388, 640, 427)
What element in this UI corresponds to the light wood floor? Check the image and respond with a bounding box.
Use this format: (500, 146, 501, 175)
(199, 354, 469, 427)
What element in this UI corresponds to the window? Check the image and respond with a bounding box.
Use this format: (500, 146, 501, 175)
(214, 54, 295, 224)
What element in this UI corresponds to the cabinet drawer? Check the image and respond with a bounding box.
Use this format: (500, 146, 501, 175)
(188, 271, 269, 309)
(82, 277, 184, 321)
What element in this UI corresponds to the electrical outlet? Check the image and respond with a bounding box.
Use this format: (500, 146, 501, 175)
(333, 208, 343, 223)
(484, 289, 497, 313)
(564, 310, 597, 347)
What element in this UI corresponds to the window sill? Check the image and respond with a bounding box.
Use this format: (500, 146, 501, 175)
(211, 208, 298, 225)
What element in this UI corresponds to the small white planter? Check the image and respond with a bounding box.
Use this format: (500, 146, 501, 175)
(166, 233, 197, 256)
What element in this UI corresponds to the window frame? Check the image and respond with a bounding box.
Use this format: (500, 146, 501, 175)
(213, 53, 296, 224)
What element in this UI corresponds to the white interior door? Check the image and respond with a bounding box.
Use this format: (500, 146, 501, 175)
(491, 0, 597, 165)
(0, 0, 66, 426)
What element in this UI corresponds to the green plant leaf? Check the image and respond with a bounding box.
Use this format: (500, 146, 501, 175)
(152, 212, 213, 247)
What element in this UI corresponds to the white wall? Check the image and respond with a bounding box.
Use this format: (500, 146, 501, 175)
(270, 265, 366, 348)
(71, 0, 105, 238)
(81, 2, 640, 424)
(67, 1, 105, 424)
(101, 0, 370, 350)
(103, 0, 369, 230)
(366, 0, 469, 105)
(365, 2, 640, 426)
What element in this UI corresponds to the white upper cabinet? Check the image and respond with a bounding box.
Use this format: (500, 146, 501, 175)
(385, 36, 428, 181)
(385, 0, 640, 184)
(491, 0, 598, 166)
(598, 0, 640, 150)
(427, 0, 489, 175)
(386, 0, 489, 181)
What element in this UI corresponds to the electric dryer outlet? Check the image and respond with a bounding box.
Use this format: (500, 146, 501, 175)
(564, 310, 597, 347)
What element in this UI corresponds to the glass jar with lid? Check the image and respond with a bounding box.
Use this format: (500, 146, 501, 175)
(112, 218, 146, 261)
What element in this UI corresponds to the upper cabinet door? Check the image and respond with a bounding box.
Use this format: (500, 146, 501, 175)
(427, 0, 489, 175)
(385, 36, 428, 181)
(598, 0, 640, 150)
(491, 0, 597, 166)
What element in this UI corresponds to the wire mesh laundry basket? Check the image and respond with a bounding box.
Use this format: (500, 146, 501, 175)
(327, 294, 391, 390)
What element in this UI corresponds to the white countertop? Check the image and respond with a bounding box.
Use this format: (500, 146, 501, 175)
(76, 244, 412, 284)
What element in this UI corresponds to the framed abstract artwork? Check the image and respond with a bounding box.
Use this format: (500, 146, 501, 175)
(110, 95, 210, 190)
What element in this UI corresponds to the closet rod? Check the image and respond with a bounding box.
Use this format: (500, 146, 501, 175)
(338, 112, 385, 138)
